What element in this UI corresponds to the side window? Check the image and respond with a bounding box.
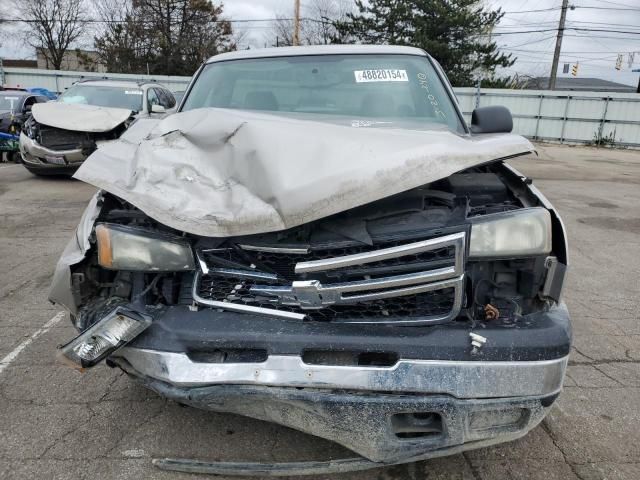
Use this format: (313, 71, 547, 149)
(23, 96, 37, 112)
(36, 96, 49, 103)
(147, 88, 160, 111)
(162, 89, 176, 108)
(155, 88, 168, 108)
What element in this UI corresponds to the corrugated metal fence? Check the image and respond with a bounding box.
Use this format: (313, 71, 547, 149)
(455, 87, 640, 148)
(0, 66, 191, 93)
(2, 66, 639, 148)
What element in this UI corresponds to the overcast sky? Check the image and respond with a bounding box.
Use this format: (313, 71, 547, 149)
(2, 0, 639, 86)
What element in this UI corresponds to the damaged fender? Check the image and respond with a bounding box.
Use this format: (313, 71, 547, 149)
(49, 192, 103, 314)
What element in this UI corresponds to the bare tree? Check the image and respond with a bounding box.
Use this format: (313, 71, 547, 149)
(19, 0, 88, 70)
(269, 14, 296, 47)
(267, 0, 353, 47)
(303, 0, 352, 45)
(93, 0, 235, 75)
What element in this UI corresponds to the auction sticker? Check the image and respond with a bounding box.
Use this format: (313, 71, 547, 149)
(354, 69, 408, 83)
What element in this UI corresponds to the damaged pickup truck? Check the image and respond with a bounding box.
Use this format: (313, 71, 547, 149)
(50, 45, 570, 476)
(20, 79, 176, 176)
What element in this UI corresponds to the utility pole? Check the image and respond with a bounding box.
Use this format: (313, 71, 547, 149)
(549, 0, 570, 90)
(293, 0, 301, 46)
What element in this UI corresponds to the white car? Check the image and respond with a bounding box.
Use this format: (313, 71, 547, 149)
(19, 79, 176, 176)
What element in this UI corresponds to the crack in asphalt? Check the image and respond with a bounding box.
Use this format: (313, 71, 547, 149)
(541, 420, 586, 480)
(571, 345, 596, 362)
(568, 359, 640, 366)
(591, 365, 627, 386)
(37, 404, 95, 460)
(462, 451, 483, 480)
(102, 401, 168, 459)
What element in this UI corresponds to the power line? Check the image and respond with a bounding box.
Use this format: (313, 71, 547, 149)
(573, 5, 640, 11)
(565, 33, 640, 40)
(593, 0, 640, 7)
(572, 28, 640, 35)
(498, 34, 558, 49)
(488, 27, 640, 36)
(502, 7, 562, 14)
(506, 48, 638, 54)
(0, 17, 296, 24)
(10, 15, 640, 38)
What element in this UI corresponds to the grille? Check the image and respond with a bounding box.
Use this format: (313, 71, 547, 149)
(38, 127, 89, 150)
(197, 273, 455, 322)
(193, 232, 466, 325)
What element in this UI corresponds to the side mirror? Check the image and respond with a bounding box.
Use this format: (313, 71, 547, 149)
(470, 106, 513, 134)
(151, 104, 166, 114)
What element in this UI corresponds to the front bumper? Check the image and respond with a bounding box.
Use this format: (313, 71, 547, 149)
(19, 132, 86, 173)
(116, 347, 567, 398)
(106, 302, 570, 463)
(116, 364, 556, 464)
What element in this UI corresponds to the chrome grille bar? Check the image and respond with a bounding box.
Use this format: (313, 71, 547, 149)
(239, 244, 309, 254)
(294, 232, 465, 274)
(250, 269, 460, 305)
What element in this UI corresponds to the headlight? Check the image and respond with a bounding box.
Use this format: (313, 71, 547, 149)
(58, 307, 152, 368)
(96, 223, 195, 271)
(469, 208, 551, 258)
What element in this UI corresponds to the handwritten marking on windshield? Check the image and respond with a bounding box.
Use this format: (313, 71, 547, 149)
(416, 73, 447, 120)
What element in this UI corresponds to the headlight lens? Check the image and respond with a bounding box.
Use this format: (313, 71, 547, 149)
(469, 208, 552, 258)
(96, 223, 195, 271)
(58, 307, 152, 368)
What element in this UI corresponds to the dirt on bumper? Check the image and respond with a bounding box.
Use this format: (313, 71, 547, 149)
(113, 362, 553, 464)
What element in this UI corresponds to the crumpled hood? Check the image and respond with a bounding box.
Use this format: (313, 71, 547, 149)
(32, 102, 132, 132)
(74, 108, 534, 237)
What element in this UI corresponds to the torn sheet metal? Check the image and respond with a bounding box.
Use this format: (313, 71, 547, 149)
(74, 108, 534, 238)
(32, 102, 132, 132)
(49, 192, 102, 314)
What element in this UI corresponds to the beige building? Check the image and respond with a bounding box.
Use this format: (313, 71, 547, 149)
(36, 48, 106, 72)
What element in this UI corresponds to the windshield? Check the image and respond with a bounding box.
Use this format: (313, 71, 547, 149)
(0, 95, 24, 112)
(181, 54, 465, 133)
(59, 85, 143, 111)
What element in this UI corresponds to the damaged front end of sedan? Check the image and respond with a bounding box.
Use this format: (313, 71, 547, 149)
(49, 46, 570, 476)
(20, 102, 133, 176)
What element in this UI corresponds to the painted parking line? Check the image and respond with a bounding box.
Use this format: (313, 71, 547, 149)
(0, 311, 65, 375)
(0, 164, 21, 170)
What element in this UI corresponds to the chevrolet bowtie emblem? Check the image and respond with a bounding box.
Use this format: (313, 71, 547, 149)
(250, 280, 340, 309)
(288, 280, 326, 308)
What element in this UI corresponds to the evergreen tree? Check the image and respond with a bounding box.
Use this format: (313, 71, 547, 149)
(335, 0, 514, 87)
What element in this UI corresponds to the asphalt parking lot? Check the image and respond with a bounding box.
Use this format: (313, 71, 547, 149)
(1, 143, 639, 480)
